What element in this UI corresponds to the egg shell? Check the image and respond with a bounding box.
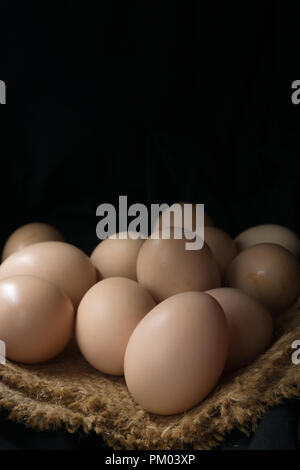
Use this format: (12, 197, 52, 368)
(206, 288, 273, 371)
(204, 227, 237, 278)
(90, 232, 144, 281)
(0, 241, 97, 308)
(235, 224, 300, 258)
(124, 291, 229, 415)
(76, 277, 156, 375)
(0, 275, 74, 363)
(152, 202, 213, 234)
(2, 223, 64, 261)
(137, 227, 221, 303)
(225, 243, 300, 315)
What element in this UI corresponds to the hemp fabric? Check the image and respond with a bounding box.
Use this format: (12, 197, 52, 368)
(0, 299, 300, 450)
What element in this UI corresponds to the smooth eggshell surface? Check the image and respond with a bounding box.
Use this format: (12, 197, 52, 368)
(235, 224, 300, 258)
(206, 288, 273, 371)
(204, 227, 237, 278)
(2, 223, 64, 261)
(90, 232, 144, 281)
(137, 228, 221, 302)
(124, 291, 229, 415)
(0, 275, 74, 363)
(0, 242, 97, 308)
(225, 243, 300, 315)
(76, 277, 156, 375)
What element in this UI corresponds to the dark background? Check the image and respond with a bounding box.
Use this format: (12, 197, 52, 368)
(0, 0, 300, 451)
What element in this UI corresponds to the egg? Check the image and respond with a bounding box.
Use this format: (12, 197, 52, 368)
(2, 223, 64, 261)
(206, 288, 273, 371)
(204, 227, 237, 278)
(76, 277, 156, 375)
(0, 242, 97, 308)
(0, 275, 74, 363)
(124, 291, 228, 415)
(152, 202, 213, 234)
(137, 227, 221, 302)
(90, 232, 144, 281)
(235, 224, 300, 258)
(225, 243, 300, 315)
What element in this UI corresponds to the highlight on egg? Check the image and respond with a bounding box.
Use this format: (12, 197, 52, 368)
(0, 275, 74, 364)
(124, 291, 229, 415)
(0, 241, 97, 308)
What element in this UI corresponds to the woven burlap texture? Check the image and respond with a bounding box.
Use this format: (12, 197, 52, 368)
(0, 298, 300, 450)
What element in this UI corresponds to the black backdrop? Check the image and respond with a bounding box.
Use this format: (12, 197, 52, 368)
(0, 0, 300, 451)
(1, 1, 299, 253)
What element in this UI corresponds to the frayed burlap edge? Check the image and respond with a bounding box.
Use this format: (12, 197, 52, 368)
(0, 299, 300, 450)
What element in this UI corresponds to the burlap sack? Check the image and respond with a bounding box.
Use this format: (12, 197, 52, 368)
(0, 298, 300, 450)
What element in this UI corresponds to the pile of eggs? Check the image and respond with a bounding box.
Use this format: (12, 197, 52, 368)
(0, 205, 300, 417)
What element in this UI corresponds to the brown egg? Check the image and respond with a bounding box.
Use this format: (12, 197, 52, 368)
(225, 243, 300, 315)
(204, 227, 237, 278)
(124, 291, 228, 415)
(235, 224, 300, 258)
(2, 223, 64, 261)
(152, 202, 213, 234)
(90, 232, 144, 281)
(0, 275, 74, 363)
(206, 288, 273, 371)
(137, 228, 221, 302)
(76, 277, 156, 375)
(0, 242, 97, 308)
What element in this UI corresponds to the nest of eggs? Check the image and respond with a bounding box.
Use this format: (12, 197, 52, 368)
(0, 299, 300, 450)
(0, 214, 300, 449)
